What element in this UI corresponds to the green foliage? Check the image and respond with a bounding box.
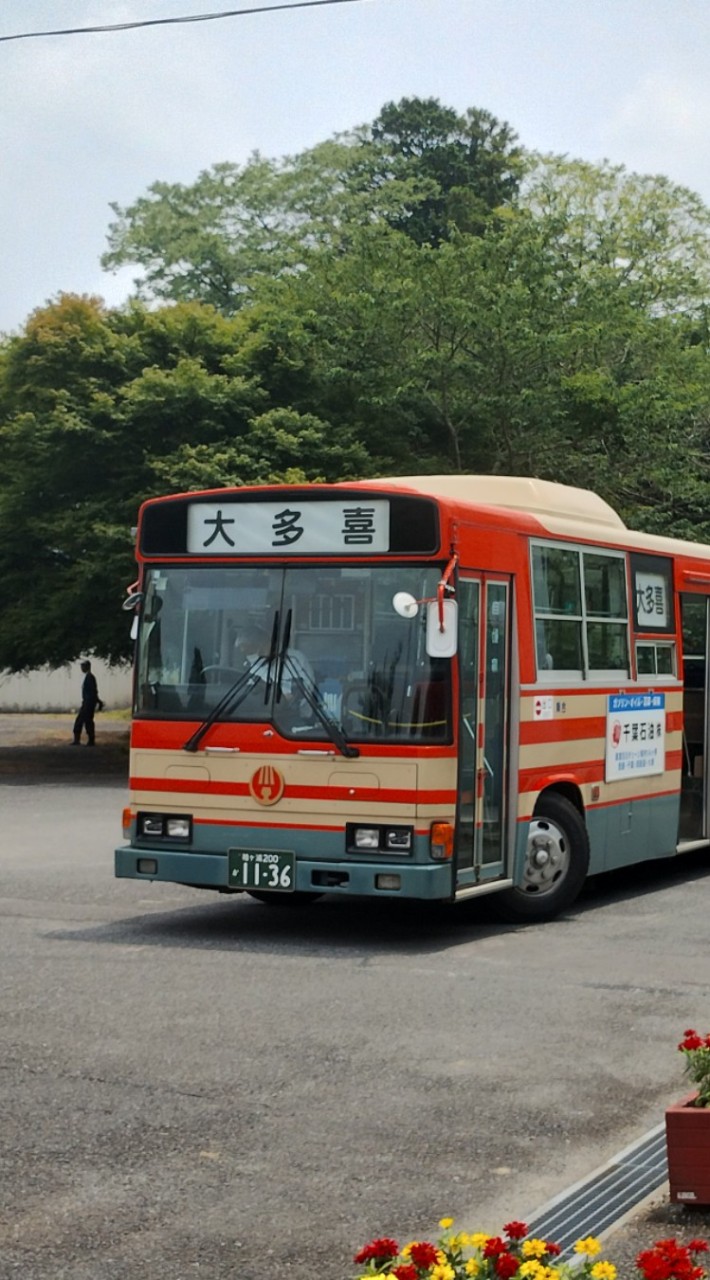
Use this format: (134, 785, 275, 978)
(0, 297, 370, 670)
(370, 97, 524, 244)
(4, 97, 710, 669)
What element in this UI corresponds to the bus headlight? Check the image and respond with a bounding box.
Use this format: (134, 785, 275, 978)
(138, 812, 192, 842)
(166, 817, 191, 839)
(353, 827, 380, 850)
(347, 825, 413, 855)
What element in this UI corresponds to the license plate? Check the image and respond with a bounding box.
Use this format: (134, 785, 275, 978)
(228, 848, 295, 893)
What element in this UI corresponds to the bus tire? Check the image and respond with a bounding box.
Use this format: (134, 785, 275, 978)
(493, 792, 590, 923)
(246, 891, 323, 906)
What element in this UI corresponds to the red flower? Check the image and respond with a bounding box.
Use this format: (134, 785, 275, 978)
(409, 1242, 440, 1270)
(680, 1034, 704, 1051)
(545, 1243, 562, 1257)
(354, 1237, 400, 1265)
(484, 1238, 509, 1259)
(392, 1267, 418, 1280)
(496, 1253, 521, 1278)
(688, 1242, 709, 1254)
(637, 1239, 706, 1280)
(504, 1222, 529, 1241)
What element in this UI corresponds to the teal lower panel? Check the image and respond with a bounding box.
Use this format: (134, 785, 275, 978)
(115, 847, 454, 900)
(512, 791, 681, 881)
(586, 791, 680, 873)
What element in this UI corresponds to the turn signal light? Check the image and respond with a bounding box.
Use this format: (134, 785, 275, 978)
(430, 822, 454, 860)
(122, 807, 134, 838)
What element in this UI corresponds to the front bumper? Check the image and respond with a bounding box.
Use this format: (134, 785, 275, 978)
(114, 846, 454, 900)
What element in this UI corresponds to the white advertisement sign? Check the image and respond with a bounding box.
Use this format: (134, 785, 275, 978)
(605, 693, 665, 782)
(187, 500, 390, 555)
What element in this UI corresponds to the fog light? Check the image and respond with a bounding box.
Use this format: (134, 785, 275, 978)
(141, 815, 164, 837)
(375, 874, 401, 891)
(430, 821, 454, 860)
(166, 817, 191, 839)
(354, 827, 380, 850)
(137, 858, 158, 875)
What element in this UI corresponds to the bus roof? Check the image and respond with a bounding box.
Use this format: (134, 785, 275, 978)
(344, 474, 710, 567)
(351, 475, 626, 529)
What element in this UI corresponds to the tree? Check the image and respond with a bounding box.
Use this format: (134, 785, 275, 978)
(0, 296, 371, 670)
(101, 98, 523, 310)
(369, 97, 523, 244)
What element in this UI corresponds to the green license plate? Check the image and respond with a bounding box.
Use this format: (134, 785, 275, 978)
(228, 848, 295, 893)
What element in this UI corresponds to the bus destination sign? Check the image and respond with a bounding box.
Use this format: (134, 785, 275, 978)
(186, 500, 390, 555)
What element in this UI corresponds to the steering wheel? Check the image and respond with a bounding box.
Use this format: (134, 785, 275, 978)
(200, 665, 244, 683)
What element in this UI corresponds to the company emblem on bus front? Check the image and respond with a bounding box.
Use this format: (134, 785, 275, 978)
(249, 765, 286, 806)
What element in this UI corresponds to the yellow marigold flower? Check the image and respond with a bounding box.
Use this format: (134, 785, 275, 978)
(431, 1265, 456, 1280)
(447, 1234, 466, 1251)
(401, 1245, 415, 1259)
(522, 1239, 550, 1259)
(440, 1217, 455, 1230)
(458, 1233, 472, 1248)
(520, 1262, 545, 1278)
(469, 1234, 490, 1249)
(574, 1238, 602, 1258)
(465, 1261, 480, 1277)
(591, 1263, 617, 1280)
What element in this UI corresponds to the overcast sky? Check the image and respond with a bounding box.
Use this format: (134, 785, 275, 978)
(2, 0, 710, 335)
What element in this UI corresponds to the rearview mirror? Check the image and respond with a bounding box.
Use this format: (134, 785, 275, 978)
(122, 591, 144, 612)
(392, 591, 420, 619)
(426, 600, 458, 658)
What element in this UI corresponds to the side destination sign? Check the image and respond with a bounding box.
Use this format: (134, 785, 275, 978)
(605, 692, 665, 782)
(187, 500, 390, 555)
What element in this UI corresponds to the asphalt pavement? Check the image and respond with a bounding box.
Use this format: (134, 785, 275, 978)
(2, 712, 710, 1269)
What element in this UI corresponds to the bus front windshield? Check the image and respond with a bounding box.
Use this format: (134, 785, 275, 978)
(136, 564, 452, 744)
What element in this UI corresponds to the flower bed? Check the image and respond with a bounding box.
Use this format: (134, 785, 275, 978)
(353, 1220, 710, 1280)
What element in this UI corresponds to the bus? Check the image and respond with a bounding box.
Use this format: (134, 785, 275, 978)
(115, 474, 710, 922)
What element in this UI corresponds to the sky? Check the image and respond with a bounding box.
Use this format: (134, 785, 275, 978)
(2, 0, 710, 335)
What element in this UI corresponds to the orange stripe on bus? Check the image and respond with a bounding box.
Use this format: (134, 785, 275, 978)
(129, 776, 457, 805)
(521, 711, 683, 743)
(519, 750, 683, 789)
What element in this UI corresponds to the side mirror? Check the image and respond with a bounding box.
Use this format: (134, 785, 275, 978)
(123, 591, 144, 612)
(426, 600, 458, 658)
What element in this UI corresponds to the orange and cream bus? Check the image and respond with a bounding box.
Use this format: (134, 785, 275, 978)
(115, 475, 710, 921)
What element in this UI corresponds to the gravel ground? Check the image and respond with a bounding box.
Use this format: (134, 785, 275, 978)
(601, 1193, 710, 1274)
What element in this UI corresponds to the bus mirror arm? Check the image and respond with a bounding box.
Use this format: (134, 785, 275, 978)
(393, 554, 458, 631)
(437, 553, 458, 631)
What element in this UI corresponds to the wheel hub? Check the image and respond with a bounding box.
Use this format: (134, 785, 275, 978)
(523, 818, 569, 893)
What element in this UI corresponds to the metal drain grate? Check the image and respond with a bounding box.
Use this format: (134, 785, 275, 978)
(524, 1125, 668, 1256)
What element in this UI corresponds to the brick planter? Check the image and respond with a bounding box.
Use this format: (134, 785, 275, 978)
(666, 1091, 710, 1205)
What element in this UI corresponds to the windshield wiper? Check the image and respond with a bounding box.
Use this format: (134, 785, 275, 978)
(182, 658, 269, 753)
(277, 652, 359, 759)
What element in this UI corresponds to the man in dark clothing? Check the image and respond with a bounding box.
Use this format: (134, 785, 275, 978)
(72, 660, 100, 745)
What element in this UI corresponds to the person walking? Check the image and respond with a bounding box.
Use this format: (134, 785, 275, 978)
(71, 660, 101, 745)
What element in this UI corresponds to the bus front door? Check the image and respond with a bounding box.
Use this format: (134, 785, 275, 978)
(456, 576, 511, 888)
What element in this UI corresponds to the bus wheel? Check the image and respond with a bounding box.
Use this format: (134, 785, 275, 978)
(246, 891, 323, 906)
(494, 793, 589, 923)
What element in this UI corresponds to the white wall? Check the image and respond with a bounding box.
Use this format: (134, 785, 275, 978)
(0, 659, 132, 711)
